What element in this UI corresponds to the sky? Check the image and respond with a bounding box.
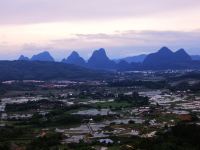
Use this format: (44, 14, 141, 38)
(0, 0, 200, 60)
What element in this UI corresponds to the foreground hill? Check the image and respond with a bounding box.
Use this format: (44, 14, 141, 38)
(0, 61, 108, 81)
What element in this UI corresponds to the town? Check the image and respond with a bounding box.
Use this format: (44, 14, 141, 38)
(0, 70, 200, 150)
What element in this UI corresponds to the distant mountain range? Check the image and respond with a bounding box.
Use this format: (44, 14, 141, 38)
(18, 55, 29, 61)
(143, 47, 192, 69)
(18, 47, 200, 71)
(18, 51, 55, 62)
(115, 54, 147, 63)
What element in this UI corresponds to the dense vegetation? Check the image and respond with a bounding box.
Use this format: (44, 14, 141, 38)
(1, 122, 199, 150)
(139, 123, 200, 150)
(109, 80, 168, 89)
(5, 99, 65, 112)
(170, 81, 200, 91)
(115, 92, 149, 106)
(0, 61, 108, 81)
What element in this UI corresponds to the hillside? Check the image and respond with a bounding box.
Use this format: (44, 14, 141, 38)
(0, 61, 108, 81)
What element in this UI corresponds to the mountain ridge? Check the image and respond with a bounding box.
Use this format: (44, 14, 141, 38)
(143, 47, 192, 67)
(62, 51, 86, 66)
(17, 47, 199, 71)
(18, 55, 29, 61)
(115, 54, 147, 63)
(31, 51, 55, 62)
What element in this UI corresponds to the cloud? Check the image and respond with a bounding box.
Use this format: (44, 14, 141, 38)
(0, 29, 200, 60)
(51, 30, 200, 47)
(0, 0, 200, 60)
(47, 30, 200, 59)
(0, 0, 200, 24)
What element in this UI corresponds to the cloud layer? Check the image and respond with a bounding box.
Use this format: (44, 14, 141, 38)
(0, 30, 198, 60)
(0, 0, 200, 24)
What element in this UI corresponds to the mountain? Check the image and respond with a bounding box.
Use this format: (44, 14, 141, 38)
(31, 51, 55, 62)
(116, 54, 147, 63)
(144, 47, 174, 66)
(18, 55, 29, 61)
(62, 51, 86, 66)
(15, 47, 199, 71)
(143, 47, 192, 68)
(174, 49, 192, 62)
(191, 55, 200, 61)
(88, 48, 116, 69)
(0, 61, 108, 81)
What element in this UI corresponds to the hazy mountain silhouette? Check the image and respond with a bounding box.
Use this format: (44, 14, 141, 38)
(116, 60, 131, 71)
(31, 51, 55, 62)
(143, 47, 192, 67)
(191, 55, 200, 61)
(144, 47, 174, 66)
(116, 54, 147, 63)
(62, 51, 86, 66)
(15, 47, 200, 71)
(18, 55, 29, 61)
(174, 49, 192, 62)
(88, 48, 116, 69)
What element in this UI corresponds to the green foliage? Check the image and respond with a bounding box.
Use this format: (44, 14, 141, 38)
(170, 81, 200, 91)
(26, 132, 62, 150)
(109, 80, 167, 89)
(115, 92, 149, 106)
(0, 126, 28, 141)
(6, 99, 64, 112)
(138, 123, 200, 150)
(0, 61, 107, 81)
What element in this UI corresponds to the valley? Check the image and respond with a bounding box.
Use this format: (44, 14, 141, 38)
(1, 70, 200, 150)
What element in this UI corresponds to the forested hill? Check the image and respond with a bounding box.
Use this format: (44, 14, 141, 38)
(0, 61, 108, 81)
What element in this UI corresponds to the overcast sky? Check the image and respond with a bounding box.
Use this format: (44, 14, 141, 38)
(0, 0, 200, 60)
